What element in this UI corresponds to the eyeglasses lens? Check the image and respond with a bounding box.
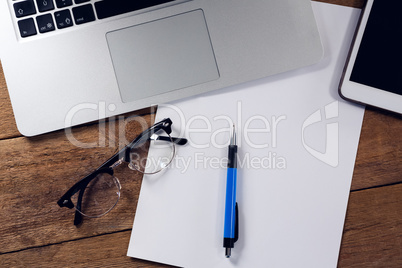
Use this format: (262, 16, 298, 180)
(128, 128, 175, 174)
(72, 172, 121, 218)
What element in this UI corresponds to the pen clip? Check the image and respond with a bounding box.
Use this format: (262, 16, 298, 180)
(235, 202, 239, 242)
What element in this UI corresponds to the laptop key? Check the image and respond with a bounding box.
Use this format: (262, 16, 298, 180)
(95, 0, 175, 20)
(36, 14, 56, 33)
(14, 0, 36, 18)
(55, 9, 74, 29)
(55, 0, 73, 9)
(36, 0, 55, 13)
(73, 4, 96, 25)
(75, 0, 90, 3)
(18, 18, 37, 37)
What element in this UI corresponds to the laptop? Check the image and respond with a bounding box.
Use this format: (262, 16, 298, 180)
(0, 0, 322, 136)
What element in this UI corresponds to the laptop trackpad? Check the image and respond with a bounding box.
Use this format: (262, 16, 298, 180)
(106, 10, 219, 103)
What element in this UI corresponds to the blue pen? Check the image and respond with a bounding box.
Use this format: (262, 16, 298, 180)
(223, 124, 239, 258)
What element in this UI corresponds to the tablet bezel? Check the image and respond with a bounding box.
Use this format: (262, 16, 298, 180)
(339, 0, 402, 114)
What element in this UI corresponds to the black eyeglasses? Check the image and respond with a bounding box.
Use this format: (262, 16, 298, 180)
(57, 118, 187, 225)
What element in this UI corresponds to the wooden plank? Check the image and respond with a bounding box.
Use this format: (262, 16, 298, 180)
(1, 183, 400, 267)
(0, 114, 156, 253)
(0, 62, 20, 139)
(352, 107, 402, 190)
(339, 183, 402, 267)
(0, 231, 171, 268)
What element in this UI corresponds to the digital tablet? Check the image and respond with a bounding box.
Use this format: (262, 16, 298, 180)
(339, 0, 402, 114)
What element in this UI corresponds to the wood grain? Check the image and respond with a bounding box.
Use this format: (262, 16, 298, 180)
(0, 114, 155, 253)
(339, 184, 402, 267)
(1, 183, 400, 267)
(0, 62, 20, 139)
(352, 107, 402, 190)
(1, 0, 402, 267)
(0, 231, 173, 268)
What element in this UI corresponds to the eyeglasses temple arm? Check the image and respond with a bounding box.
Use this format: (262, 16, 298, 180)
(96, 148, 126, 171)
(73, 187, 85, 226)
(152, 135, 187, 145)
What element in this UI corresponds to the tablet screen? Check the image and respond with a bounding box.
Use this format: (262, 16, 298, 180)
(350, 0, 402, 96)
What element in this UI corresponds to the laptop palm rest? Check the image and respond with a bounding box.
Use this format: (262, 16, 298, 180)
(106, 10, 220, 103)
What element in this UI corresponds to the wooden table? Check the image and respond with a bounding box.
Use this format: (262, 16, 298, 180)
(1, 0, 401, 267)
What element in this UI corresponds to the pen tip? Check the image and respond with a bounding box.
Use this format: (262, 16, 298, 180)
(225, 248, 231, 258)
(231, 124, 237, 145)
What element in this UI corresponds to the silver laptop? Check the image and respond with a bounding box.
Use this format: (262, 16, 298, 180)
(0, 0, 322, 136)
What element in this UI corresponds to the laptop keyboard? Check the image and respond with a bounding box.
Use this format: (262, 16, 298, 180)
(11, 0, 176, 38)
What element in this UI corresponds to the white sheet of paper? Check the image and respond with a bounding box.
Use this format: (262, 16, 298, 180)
(128, 2, 363, 267)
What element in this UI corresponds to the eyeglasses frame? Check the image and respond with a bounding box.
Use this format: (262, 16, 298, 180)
(57, 118, 187, 225)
